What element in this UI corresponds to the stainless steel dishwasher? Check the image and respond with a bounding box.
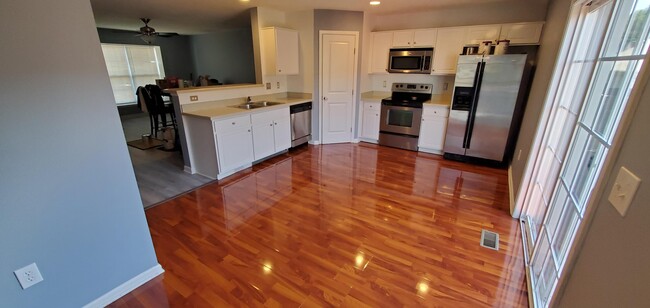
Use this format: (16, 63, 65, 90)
(290, 102, 312, 147)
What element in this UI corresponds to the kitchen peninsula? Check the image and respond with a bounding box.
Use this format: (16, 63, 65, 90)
(166, 84, 312, 180)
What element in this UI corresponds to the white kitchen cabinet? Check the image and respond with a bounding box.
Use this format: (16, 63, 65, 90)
(360, 101, 380, 142)
(432, 27, 466, 75)
(261, 27, 299, 75)
(499, 22, 544, 45)
(418, 105, 449, 154)
(369, 31, 393, 74)
(392, 29, 437, 47)
(214, 115, 254, 176)
(251, 107, 290, 161)
(465, 25, 501, 45)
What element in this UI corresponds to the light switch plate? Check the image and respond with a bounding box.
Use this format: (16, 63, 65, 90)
(608, 166, 641, 217)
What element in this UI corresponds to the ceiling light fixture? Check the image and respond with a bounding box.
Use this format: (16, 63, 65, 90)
(370, 1, 381, 5)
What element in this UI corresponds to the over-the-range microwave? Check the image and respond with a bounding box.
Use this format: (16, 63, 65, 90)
(387, 48, 433, 74)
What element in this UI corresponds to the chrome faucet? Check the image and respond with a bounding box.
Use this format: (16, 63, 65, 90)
(246, 96, 252, 104)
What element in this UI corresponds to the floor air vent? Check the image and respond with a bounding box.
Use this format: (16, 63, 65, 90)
(480, 229, 500, 250)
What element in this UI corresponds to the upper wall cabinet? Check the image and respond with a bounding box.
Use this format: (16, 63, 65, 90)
(392, 29, 437, 48)
(432, 27, 466, 75)
(499, 22, 544, 45)
(465, 25, 501, 45)
(261, 27, 299, 75)
(369, 31, 393, 74)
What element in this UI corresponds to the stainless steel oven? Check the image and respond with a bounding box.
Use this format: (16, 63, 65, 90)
(379, 105, 422, 136)
(378, 83, 432, 151)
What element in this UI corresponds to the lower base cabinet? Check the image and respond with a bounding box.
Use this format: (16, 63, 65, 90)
(418, 105, 449, 154)
(212, 107, 291, 179)
(360, 101, 380, 142)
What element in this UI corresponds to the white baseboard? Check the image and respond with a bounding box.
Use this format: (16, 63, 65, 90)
(418, 147, 443, 155)
(83, 264, 164, 308)
(308, 140, 321, 145)
(352, 139, 360, 143)
(508, 165, 516, 217)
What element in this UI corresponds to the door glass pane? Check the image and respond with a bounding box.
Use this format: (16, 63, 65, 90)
(539, 253, 558, 306)
(531, 229, 551, 282)
(552, 201, 580, 265)
(561, 127, 590, 179)
(565, 130, 608, 208)
(545, 183, 569, 240)
(602, 0, 650, 57)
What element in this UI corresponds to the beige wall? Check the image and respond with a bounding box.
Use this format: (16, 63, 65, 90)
(510, 0, 573, 211)
(286, 10, 315, 94)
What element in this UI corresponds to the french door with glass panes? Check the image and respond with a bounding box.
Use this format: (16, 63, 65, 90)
(519, 0, 650, 306)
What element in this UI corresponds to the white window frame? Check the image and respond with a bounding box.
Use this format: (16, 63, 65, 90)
(100, 43, 165, 105)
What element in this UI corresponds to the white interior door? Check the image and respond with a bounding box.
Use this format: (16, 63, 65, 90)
(321, 33, 357, 144)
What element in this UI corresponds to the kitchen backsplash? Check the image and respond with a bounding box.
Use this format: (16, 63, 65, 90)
(370, 74, 454, 95)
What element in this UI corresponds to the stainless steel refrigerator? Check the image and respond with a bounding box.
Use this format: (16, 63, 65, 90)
(443, 54, 530, 165)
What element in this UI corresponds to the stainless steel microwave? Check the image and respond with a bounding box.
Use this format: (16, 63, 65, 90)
(387, 48, 433, 74)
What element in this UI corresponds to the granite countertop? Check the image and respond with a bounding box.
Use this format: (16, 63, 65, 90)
(424, 94, 452, 107)
(361, 91, 391, 102)
(182, 92, 313, 120)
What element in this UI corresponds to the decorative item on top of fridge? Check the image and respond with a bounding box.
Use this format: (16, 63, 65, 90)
(494, 40, 510, 55)
(477, 41, 492, 55)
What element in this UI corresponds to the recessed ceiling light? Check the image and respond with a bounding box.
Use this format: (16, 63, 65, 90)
(370, 1, 381, 5)
(240, 0, 250, 2)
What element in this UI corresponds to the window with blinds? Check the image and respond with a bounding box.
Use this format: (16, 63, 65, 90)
(100, 44, 165, 105)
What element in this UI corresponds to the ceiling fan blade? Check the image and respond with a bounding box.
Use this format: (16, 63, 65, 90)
(157, 32, 179, 37)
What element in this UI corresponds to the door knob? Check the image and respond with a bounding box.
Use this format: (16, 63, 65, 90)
(323, 97, 328, 101)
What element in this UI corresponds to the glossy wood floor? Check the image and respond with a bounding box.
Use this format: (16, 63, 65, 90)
(110, 144, 528, 307)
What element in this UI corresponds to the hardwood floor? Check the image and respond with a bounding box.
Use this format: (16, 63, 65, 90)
(110, 143, 528, 307)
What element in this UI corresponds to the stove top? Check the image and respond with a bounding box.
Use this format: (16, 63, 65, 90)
(382, 83, 433, 107)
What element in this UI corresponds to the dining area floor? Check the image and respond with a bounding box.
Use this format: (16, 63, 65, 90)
(120, 112, 212, 208)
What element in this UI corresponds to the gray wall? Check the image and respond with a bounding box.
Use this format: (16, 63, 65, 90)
(0, 0, 159, 306)
(313, 10, 364, 140)
(190, 28, 256, 84)
(510, 0, 573, 203)
(556, 62, 650, 307)
(97, 28, 195, 80)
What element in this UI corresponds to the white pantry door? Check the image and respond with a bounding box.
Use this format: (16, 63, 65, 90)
(321, 33, 357, 144)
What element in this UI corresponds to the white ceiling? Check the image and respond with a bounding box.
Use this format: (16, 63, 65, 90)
(90, 0, 537, 34)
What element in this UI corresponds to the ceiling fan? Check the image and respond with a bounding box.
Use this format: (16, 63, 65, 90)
(133, 18, 179, 43)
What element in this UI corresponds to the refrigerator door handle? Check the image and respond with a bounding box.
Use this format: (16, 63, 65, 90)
(463, 61, 486, 149)
(463, 61, 485, 149)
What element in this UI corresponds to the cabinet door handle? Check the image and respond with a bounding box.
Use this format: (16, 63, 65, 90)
(248, 129, 251, 132)
(270, 124, 273, 127)
(279, 69, 282, 73)
(232, 122, 236, 125)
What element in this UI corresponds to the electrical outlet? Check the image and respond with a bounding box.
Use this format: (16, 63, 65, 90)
(14, 263, 44, 289)
(266, 82, 271, 90)
(276, 81, 280, 89)
(443, 82, 449, 91)
(190, 95, 198, 101)
(383, 80, 387, 88)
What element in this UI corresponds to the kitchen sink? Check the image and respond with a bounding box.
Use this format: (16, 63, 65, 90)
(231, 101, 284, 109)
